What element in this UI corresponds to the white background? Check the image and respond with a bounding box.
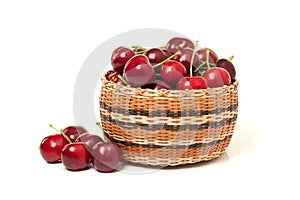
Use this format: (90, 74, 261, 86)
(1, 0, 299, 199)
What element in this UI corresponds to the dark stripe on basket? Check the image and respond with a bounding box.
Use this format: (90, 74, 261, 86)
(100, 102, 238, 117)
(100, 114, 238, 131)
(106, 134, 232, 149)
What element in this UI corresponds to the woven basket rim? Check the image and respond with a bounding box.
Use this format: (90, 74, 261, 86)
(102, 70, 238, 94)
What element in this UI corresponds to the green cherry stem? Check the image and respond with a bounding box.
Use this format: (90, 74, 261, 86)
(194, 61, 207, 72)
(152, 51, 181, 68)
(176, 42, 185, 50)
(190, 40, 199, 77)
(228, 55, 234, 60)
(206, 49, 210, 69)
(49, 124, 72, 143)
(117, 75, 128, 85)
(132, 46, 146, 54)
(96, 122, 108, 142)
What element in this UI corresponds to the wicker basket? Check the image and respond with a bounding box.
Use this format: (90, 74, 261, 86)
(99, 70, 238, 166)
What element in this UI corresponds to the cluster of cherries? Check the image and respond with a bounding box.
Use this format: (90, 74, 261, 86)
(108, 37, 236, 90)
(39, 123, 123, 172)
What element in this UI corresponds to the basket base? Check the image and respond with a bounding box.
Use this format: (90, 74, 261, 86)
(109, 135, 232, 167)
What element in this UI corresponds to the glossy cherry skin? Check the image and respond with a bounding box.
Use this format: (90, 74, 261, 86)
(123, 54, 156, 87)
(173, 48, 201, 71)
(75, 133, 103, 151)
(91, 142, 123, 173)
(216, 58, 236, 80)
(176, 77, 207, 90)
(145, 48, 166, 65)
(40, 134, 68, 163)
(61, 142, 91, 171)
(142, 80, 171, 90)
(63, 126, 88, 143)
(166, 37, 194, 54)
(163, 49, 173, 58)
(203, 67, 231, 88)
(111, 46, 135, 74)
(197, 48, 219, 64)
(161, 60, 187, 85)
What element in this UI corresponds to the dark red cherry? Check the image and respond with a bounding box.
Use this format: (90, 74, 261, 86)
(61, 142, 91, 171)
(107, 71, 125, 85)
(163, 49, 173, 58)
(216, 57, 236, 80)
(111, 46, 135, 74)
(63, 126, 88, 143)
(123, 54, 156, 87)
(75, 133, 103, 151)
(197, 48, 219, 64)
(176, 77, 207, 90)
(107, 71, 119, 82)
(142, 80, 171, 90)
(173, 48, 201, 71)
(203, 67, 231, 88)
(192, 71, 201, 77)
(161, 60, 187, 85)
(91, 142, 123, 173)
(40, 134, 68, 163)
(166, 37, 194, 54)
(145, 48, 167, 65)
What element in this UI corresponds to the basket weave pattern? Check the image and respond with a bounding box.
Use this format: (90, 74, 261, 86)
(100, 70, 238, 166)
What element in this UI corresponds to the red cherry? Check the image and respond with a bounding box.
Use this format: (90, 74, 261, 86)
(173, 48, 201, 72)
(123, 54, 156, 87)
(176, 77, 207, 90)
(107, 71, 119, 82)
(166, 37, 194, 54)
(111, 46, 135, 74)
(203, 67, 231, 88)
(197, 48, 219, 64)
(91, 142, 123, 173)
(61, 142, 91, 171)
(216, 56, 236, 80)
(63, 126, 88, 143)
(160, 60, 187, 85)
(40, 134, 68, 163)
(145, 48, 167, 65)
(142, 80, 171, 90)
(107, 71, 126, 85)
(163, 49, 173, 58)
(75, 133, 103, 151)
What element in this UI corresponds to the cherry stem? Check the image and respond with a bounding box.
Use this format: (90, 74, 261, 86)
(228, 55, 234, 60)
(190, 40, 198, 77)
(49, 124, 72, 143)
(117, 75, 128, 85)
(176, 42, 185, 50)
(200, 70, 206, 77)
(194, 62, 207, 72)
(152, 51, 181, 68)
(159, 45, 166, 49)
(96, 122, 108, 142)
(132, 46, 147, 55)
(206, 49, 210, 69)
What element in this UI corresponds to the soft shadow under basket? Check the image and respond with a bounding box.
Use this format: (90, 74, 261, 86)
(99, 70, 238, 166)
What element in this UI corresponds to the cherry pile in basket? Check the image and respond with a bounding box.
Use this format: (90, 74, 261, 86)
(109, 37, 236, 89)
(39, 123, 123, 173)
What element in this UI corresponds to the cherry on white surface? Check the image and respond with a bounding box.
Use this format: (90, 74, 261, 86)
(0, 0, 299, 200)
